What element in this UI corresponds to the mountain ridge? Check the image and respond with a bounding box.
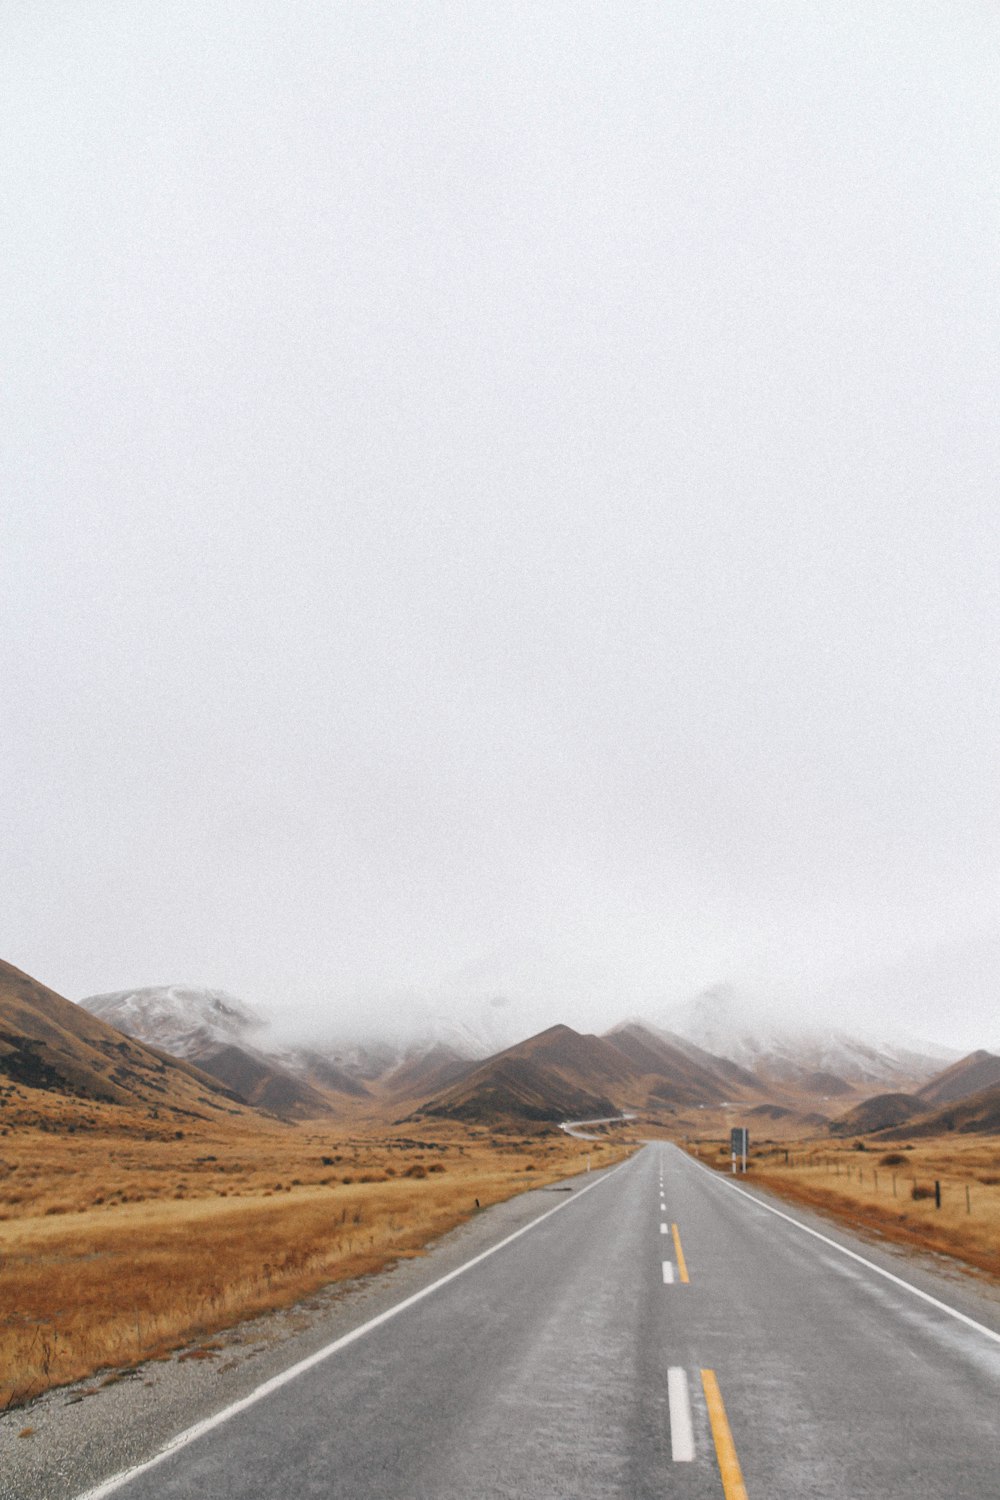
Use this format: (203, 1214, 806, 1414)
(0, 960, 250, 1118)
(62, 973, 993, 1128)
(80, 985, 359, 1120)
(829, 1050, 1000, 1138)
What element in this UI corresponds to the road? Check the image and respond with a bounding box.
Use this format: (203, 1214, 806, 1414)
(66, 1143, 1000, 1497)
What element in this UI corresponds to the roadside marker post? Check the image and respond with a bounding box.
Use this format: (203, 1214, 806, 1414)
(730, 1127, 749, 1175)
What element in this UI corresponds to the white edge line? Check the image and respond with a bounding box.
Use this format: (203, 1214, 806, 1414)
(73, 1157, 632, 1500)
(677, 1146, 1000, 1347)
(667, 1366, 695, 1461)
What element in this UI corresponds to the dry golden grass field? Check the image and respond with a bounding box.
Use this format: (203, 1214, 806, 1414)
(688, 1133, 1000, 1280)
(0, 1086, 635, 1411)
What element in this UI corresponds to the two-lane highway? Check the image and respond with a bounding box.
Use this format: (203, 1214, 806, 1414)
(67, 1144, 1000, 1498)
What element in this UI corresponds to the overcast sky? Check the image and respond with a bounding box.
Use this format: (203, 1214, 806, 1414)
(4, 3, 999, 1050)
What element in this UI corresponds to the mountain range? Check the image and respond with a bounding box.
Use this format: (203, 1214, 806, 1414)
(81, 984, 490, 1119)
(79, 981, 954, 1116)
(83, 986, 367, 1120)
(2, 960, 995, 1137)
(74, 978, 977, 1132)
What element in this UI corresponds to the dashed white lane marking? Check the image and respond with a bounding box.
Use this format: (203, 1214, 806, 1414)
(660, 1221, 668, 1234)
(668, 1367, 695, 1461)
(662, 1260, 674, 1283)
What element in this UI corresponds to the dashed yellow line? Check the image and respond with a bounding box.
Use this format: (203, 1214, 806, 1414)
(701, 1369, 749, 1500)
(671, 1222, 689, 1283)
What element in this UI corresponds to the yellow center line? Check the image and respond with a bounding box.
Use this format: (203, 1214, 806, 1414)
(670, 1222, 689, 1283)
(701, 1369, 749, 1500)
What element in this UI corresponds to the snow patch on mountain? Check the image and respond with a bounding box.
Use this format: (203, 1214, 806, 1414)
(82, 985, 267, 1059)
(272, 993, 530, 1067)
(660, 984, 955, 1088)
(403, 996, 528, 1061)
(78, 983, 512, 1095)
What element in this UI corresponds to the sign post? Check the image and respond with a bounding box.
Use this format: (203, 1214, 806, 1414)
(730, 1126, 749, 1175)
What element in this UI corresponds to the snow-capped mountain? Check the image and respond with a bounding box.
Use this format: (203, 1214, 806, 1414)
(79, 976, 962, 1124)
(400, 995, 529, 1061)
(83, 985, 267, 1058)
(659, 985, 954, 1090)
(77, 985, 475, 1110)
(294, 994, 530, 1070)
(79, 985, 350, 1117)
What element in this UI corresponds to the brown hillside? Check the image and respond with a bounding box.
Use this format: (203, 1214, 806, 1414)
(800, 1070, 852, 1096)
(917, 1050, 1000, 1107)
(828, 1092, 924, 1135)
(286, 1047, 371, 1099)
(0, 958, 250, 1118)
(619, 1022, 769, 1098)
(603, 1022, 749, 1106)
(417, 1019, 793, 1125)
(497, 1023, 638, 1089)
(421, 1052, 617, 1123)
(883, 1082, 1000, 1138)
(379, 1044, 475, 1102)
(417, 1026, 627, 1123)
(193, 1042, 338, 1120)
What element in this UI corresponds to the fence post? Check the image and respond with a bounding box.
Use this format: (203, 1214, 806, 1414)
(934, 1180, 941, 1209)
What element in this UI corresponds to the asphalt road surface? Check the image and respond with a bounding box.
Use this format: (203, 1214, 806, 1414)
(72, 1143, 1000, 1498)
